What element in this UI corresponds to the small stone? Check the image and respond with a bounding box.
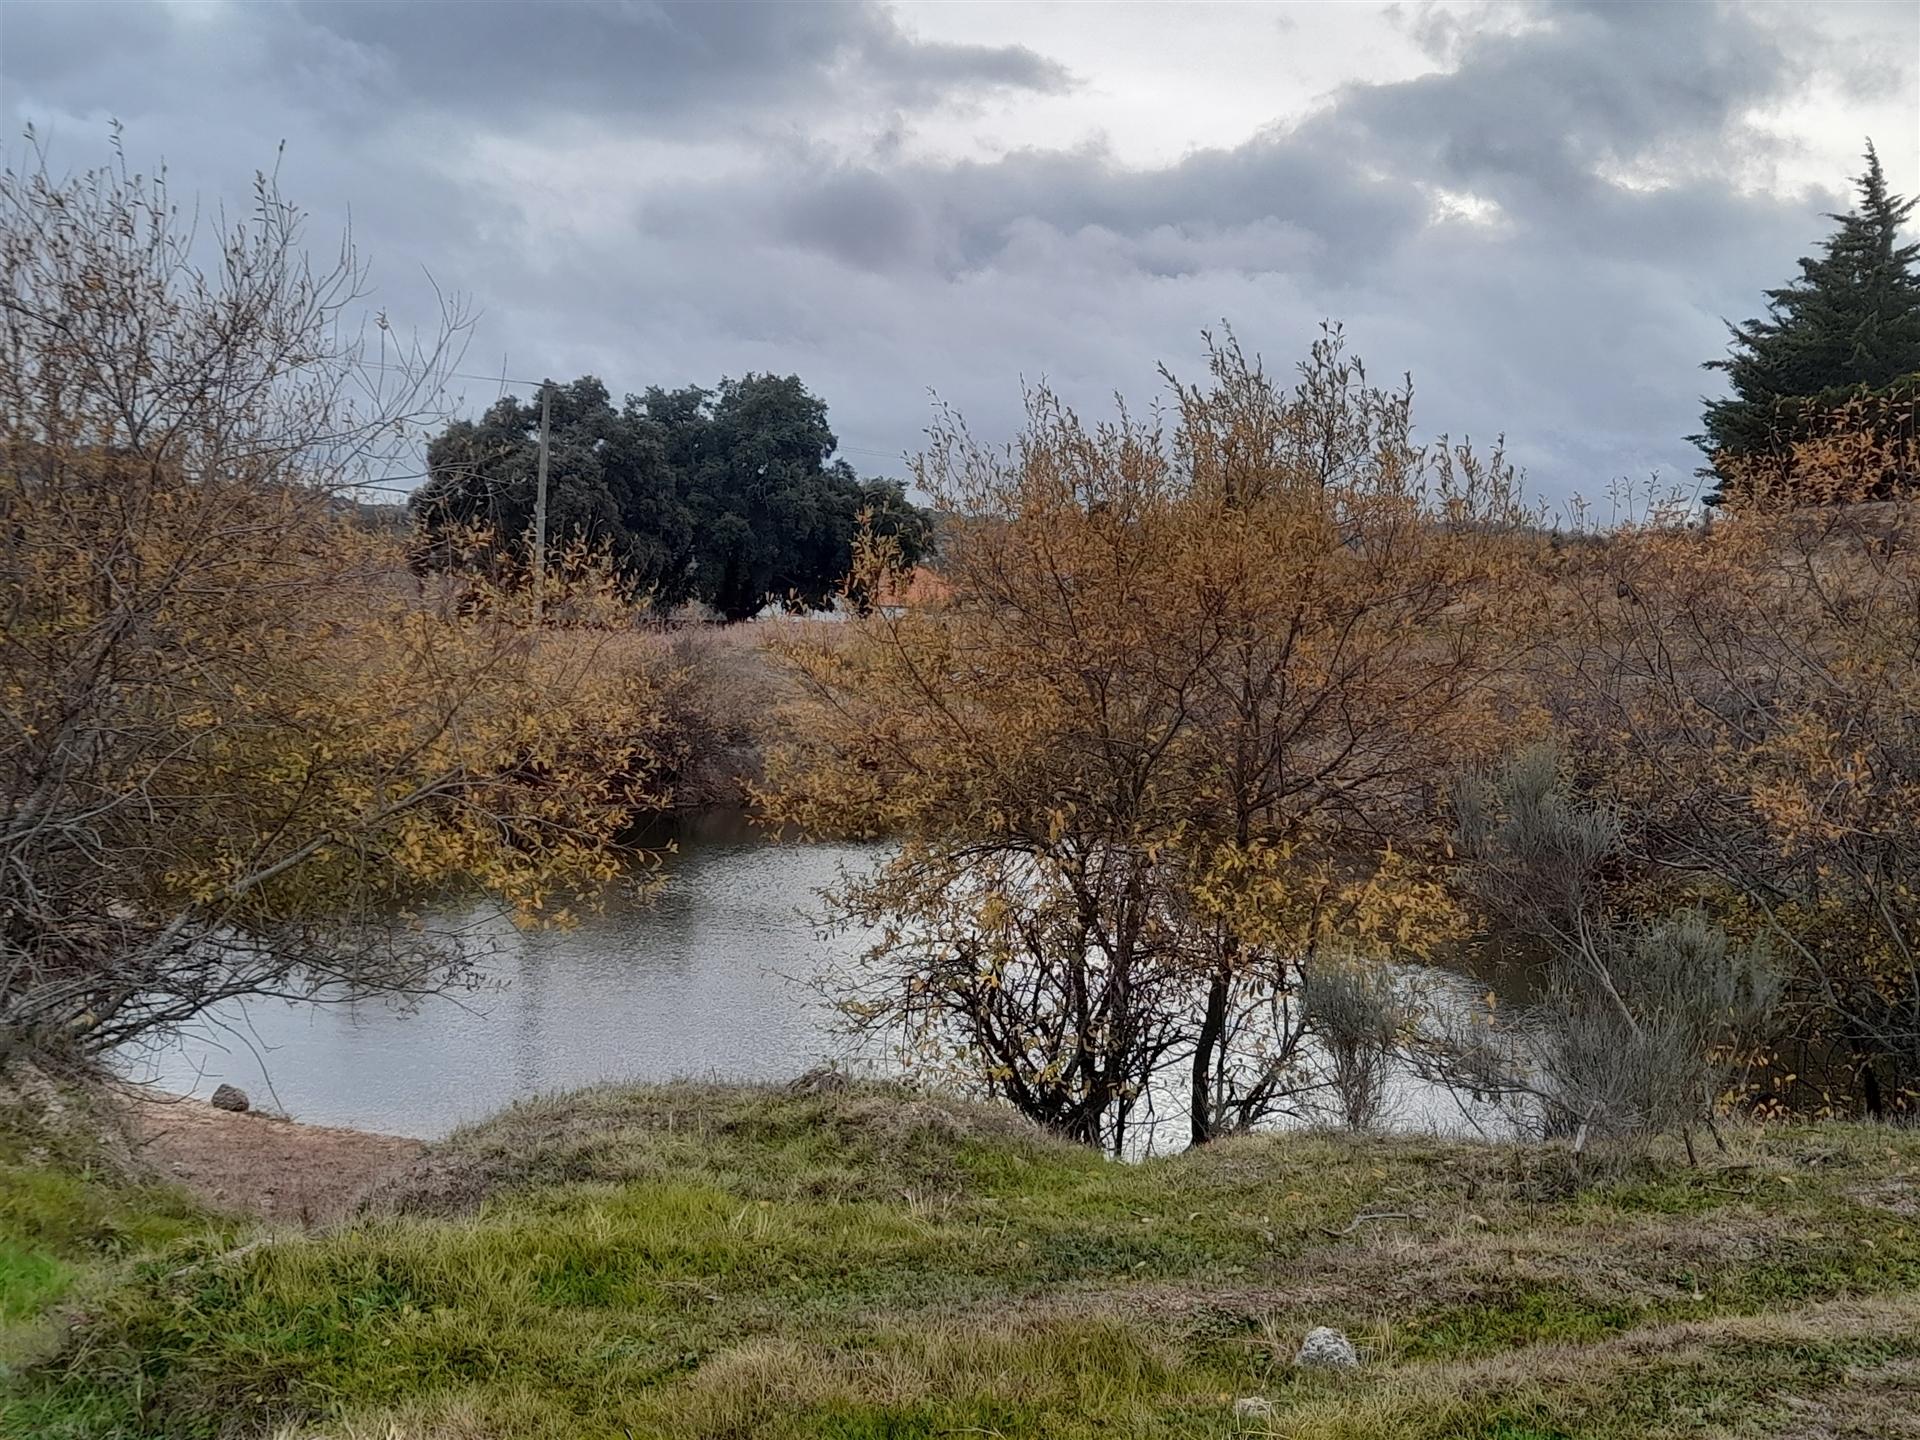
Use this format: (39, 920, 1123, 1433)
(1293, 1325, 1359, 1368)
(1232, 1396, 1274, 1420)
(209, 1084, 250, 1113)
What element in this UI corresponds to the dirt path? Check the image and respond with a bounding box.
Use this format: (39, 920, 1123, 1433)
(123, 1092, 424, 1226)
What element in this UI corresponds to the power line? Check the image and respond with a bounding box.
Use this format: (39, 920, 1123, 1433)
(354, 356, 544, 390)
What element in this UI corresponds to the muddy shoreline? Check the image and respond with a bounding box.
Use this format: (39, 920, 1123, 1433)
(122, 1089, 423, 1225)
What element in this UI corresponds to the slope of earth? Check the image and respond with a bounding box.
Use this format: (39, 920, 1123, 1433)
(4, 1077, 1918, 1439)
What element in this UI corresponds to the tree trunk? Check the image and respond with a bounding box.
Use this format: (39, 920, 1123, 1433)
(1862, 1059, 1885, 1120)
(1189, 965, 1230, 1146)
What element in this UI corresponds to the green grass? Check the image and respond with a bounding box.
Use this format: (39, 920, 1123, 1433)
(0, 1239, 73, 1326)
(0, 1079, 216, 1392)
(5, 1079, 1920, 1438)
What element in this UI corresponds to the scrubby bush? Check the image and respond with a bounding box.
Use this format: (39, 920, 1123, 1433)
(1419, 747, 1780, 1153)
(1545, 490, 1920, 1116)
(1300, 955, 1408, 1132)
(762, 327, 1534, 1151)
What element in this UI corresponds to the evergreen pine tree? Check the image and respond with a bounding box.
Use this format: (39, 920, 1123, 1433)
(1698, 143, 1920, 503)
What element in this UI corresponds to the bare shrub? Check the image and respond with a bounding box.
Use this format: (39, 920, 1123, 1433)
(1549, 496, 1920, 1115)
(648, 628, 779, 810)
(819, 842, 1192, 1153)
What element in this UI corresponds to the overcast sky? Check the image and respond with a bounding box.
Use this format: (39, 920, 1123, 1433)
(3, 0, 1916, 503)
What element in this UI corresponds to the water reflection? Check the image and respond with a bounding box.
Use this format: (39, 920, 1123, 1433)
(134, 824, 1531, 1144)
(134, 831, 883, 1138)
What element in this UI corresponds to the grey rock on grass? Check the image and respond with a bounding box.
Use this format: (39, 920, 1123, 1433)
(1294, 1325, 1359, 1368)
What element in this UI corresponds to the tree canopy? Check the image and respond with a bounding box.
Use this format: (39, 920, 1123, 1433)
(760, 328, 1539, 1150)
(0, 144, 665, 1064)
(1698, 143, 1920, 504)
(412, 373, 932, 622)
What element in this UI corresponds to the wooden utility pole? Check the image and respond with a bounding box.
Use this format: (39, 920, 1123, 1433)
(531, 380, 551, 632)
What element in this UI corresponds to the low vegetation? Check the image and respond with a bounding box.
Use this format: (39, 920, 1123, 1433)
(0, 143, 707, 1070)
(762, 326, 1536, 1152)
(4, 1080, 1919, 1438)
(0, 1072, 222, 1374)
(752, 153, 1920, 1143)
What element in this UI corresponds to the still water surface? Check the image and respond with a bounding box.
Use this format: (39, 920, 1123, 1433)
(134, 821, 1527, 1143)
(135, 824, 881, 1137)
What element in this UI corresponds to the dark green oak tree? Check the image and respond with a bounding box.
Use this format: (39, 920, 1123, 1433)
(413, 373, 930, 620)
(410, 377, 695, 603)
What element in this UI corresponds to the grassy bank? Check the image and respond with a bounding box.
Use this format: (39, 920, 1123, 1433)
(4, 1081, 1918, 1439)
(0, 1078, 221, 1381)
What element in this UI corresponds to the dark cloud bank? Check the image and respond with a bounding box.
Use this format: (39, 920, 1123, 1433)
(3, 0, 1913, 502)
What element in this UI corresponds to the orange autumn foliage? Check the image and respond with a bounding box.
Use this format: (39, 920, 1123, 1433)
(761, 327, 1544, 1147)
(0, 139, 666, 1061)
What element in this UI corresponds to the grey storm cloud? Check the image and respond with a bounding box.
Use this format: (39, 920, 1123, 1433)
(1339, 0, 1793, 192)
(2, 0, 1069, 144)
(1, 0, 1912, 502)
(737, 1, 1804, 281)
(285, 0, 1073, 124)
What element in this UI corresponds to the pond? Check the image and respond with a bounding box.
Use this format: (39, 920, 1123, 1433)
(130, 816, 1531, 1144)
